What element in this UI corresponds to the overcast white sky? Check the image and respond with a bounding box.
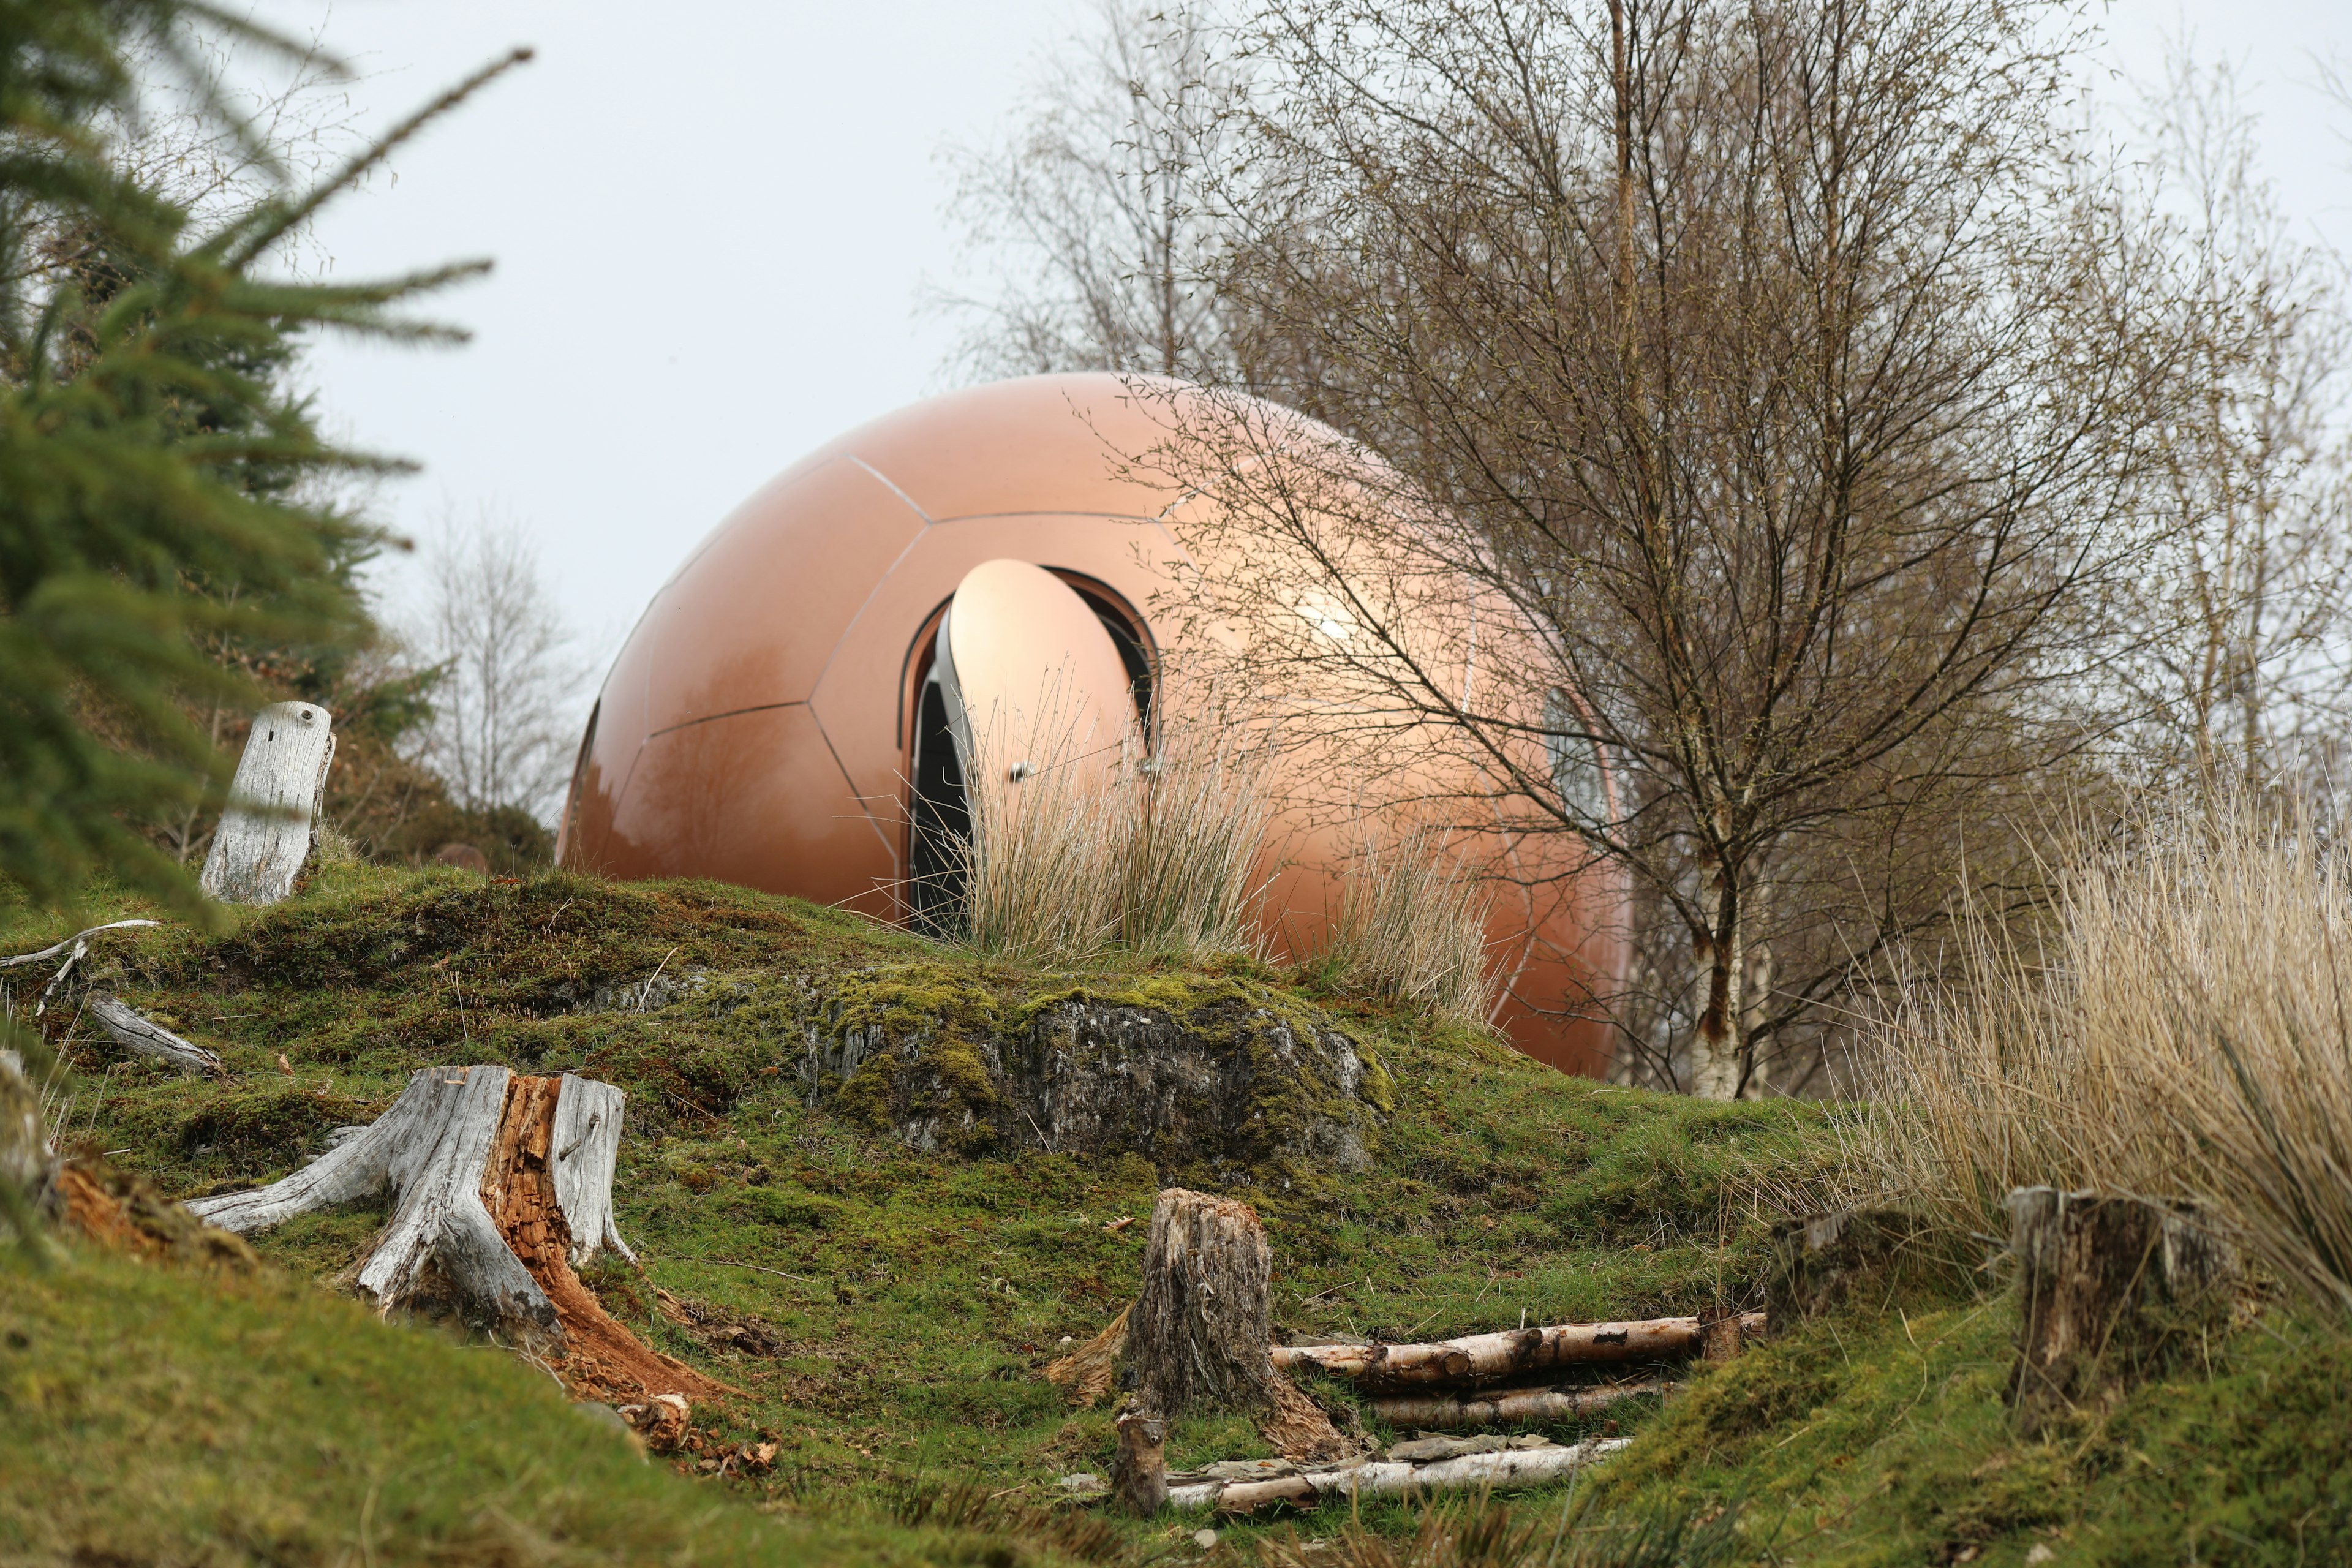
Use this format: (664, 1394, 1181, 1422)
(224, 0, 2352, 686)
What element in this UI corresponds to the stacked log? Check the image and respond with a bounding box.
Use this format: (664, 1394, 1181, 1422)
(1160, 1434, 1630, 1513)
(1272, 1311, 1765, 1388)
(1366, 1377, 1673, 1431)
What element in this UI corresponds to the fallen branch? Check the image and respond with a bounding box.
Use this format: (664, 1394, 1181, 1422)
(0, 921, 160, 970)
(1366, 1378, 1674, 1430)
(1167, 1436, 1630, 1513)
(1270, 1312, 1766, 1389)
(85, 993, 227, 1078)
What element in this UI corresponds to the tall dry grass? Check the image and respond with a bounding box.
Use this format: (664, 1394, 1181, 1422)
(1861, 796, 2352, 1317)
(1321, 819, 1500, 1032)
(954, 713, 1276, 965)
(1113, 713, 1278, 958)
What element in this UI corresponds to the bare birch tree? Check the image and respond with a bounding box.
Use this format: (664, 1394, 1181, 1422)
(2111, 55, 2352, 793)
(405, 515, 584, 823)
(935, 0, 1243, 381)
(1133, 0, 2185, 1097)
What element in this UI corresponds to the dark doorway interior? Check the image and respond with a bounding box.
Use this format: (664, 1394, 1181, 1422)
(907, 662, 970, 937)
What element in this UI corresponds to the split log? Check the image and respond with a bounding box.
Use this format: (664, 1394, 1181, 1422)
(200, 700, 336, 907)
(1366, 1377, 1675, 1431)
(85, 993, 227, 1078)
(1128, 1188, 1349, 1468)
(1272, 1312, 1767, 1390)
(1043, 1302, 1128, 1407)
(188, 1065, 720, 1402)
(2005, 1187, 2238, 1436)
(1167, 1438, 1632, 1513)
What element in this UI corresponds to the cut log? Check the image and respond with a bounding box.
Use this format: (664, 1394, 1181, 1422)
(1366, 1377, 1675, 1431)
(2005, 1187, 2238, 1436)
(1698, 1305, 1746, 1362)
(1166, 1437, 1632, 1513)
(200, 700, 336, 907)
(188, 1064, 721, 1401)
(1272, 1312, 1768, 1389)
(85, 993, 227, 1078)
(1128, 1188, 1349, 1466)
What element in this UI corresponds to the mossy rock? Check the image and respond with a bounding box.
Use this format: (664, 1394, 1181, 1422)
(805, 970, 1389, 1180)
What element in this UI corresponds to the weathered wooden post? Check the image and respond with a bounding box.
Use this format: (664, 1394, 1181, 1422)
(2005, 1188, 2238, 1436)
(200, 701, 336, 906)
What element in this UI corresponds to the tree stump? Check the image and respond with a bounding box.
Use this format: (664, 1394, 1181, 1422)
(200, 701, 335, 907)
(1111, 1408, 1169, 1515)
(2005, 1187, 2238, 1436)
(1125, 1187, 1348, 1485)
(188, 1065, 725, 1402)
(1765, 1207, 1918, 1332)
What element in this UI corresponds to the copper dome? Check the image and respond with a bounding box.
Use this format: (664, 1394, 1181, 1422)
(557, 373, 1626, 1074)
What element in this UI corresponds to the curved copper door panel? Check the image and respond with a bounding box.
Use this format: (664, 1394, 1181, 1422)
(598, 704, 894, 913)
(638, 456, 926, 731)
(832, 374, 1187, 522)
(938, 559, 1140, 790)
(806, 514, 1178, 826)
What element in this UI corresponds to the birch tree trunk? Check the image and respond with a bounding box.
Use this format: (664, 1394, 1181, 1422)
(200, 701, 336, 907)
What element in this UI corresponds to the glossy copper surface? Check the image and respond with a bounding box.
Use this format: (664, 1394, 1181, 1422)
(558, 373, 1627, 1075)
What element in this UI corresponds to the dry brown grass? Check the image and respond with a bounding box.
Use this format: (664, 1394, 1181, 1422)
(956, 712, 1276, 965)
(1859, 796, 2352, 1316)
(1321, 819, 1501, 1033)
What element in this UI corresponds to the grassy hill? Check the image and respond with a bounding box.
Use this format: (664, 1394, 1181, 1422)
(4, 864, 2346, 1566)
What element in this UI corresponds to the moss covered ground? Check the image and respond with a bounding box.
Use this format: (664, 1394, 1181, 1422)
(4, 864, 2346, 1566)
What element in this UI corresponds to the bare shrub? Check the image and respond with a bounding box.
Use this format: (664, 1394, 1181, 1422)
(1861, 794, 2352, 1317)
(1320, 820, 1499, 1033)
(404, 514, 585, 824)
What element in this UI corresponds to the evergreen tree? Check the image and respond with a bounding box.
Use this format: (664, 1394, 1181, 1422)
(0, 0, 521, 922)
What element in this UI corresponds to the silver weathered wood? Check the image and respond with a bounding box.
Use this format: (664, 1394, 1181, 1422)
(1163, 1436, 1630, 1511)
(85, 993, 227, 1077)
(0, 920, 159, 970)
(188, 1066, 637, 1340)
(200, 701, 336, 906)
(549, 1074, 636, 1265)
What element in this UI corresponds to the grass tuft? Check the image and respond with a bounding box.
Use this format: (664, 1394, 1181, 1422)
(1858, 794, 2352, 1318)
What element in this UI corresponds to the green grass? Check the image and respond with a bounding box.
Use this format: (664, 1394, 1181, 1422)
(7, 864, 2348, 1565)
(0, 1247, 907, 1566)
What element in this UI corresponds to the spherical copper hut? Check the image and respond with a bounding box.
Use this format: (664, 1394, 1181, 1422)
(556, 373, 1627, 1074)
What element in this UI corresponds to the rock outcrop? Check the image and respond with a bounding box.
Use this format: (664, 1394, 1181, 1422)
(797, 977, 1389, 1179)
